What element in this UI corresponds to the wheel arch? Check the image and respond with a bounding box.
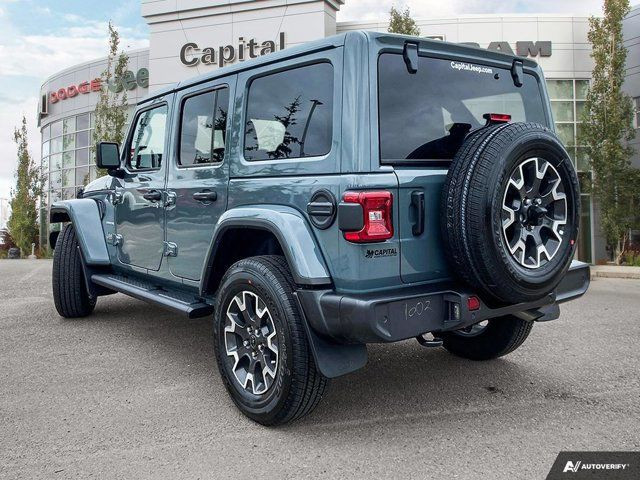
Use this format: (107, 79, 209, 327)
(49, 199, 110, 266)
(200, 205, 332, 296)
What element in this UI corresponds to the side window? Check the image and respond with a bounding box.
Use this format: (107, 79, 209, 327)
(179, 87, 229, 166)
(244, 62, 333, 161)
(128, 105, 168, 170)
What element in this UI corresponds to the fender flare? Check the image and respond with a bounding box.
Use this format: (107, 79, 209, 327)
(49, 199, 110, 266)
(200, 205, 332, 294)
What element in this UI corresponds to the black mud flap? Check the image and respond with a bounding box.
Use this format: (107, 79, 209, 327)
(294, 292, 367, 379)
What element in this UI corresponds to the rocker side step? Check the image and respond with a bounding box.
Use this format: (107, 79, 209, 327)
(91, 273, 214, 319)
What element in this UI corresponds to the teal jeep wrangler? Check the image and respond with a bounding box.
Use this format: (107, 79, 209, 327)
(50, 31, 590, 426)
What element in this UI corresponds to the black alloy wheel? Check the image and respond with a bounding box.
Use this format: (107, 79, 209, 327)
(501, 156, 568, 269)
(213, 255, 329, 426)
(223, 290, 279, 395)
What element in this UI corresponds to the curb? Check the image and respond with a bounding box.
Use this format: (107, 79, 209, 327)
(590, 268, 640, 280)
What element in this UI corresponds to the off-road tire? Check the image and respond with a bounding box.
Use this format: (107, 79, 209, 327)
(441, 122, 580, 305)
(214, 255, 329, 426)
(441, 315, 534, 361)
(52, 224, 97, 318)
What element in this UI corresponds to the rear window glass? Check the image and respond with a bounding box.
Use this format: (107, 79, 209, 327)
(244, 62, 333, 161)
(378, 54, 547, 162)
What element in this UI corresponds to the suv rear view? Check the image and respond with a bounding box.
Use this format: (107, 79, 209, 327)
(51, 32, 589, 426)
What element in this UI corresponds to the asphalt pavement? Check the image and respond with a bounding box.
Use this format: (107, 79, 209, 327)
(1, 260, 639, 479)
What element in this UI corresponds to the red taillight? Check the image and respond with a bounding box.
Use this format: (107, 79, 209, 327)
(467, 296, 481, 311)
(484, 113, 512, 124)
(342, 191, 393, 243)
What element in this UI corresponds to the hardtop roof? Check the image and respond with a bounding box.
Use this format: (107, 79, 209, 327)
(140, 30, 541, 103)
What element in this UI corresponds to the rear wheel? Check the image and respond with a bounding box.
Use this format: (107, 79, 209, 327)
(440, 315, 533, 361)
(52, 224, 96, 318)
(213, 255, 329, 426)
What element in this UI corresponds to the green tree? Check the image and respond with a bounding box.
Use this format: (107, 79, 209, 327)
(388, 5, 420, 36)
(92, 21, 130, 174)
(580, 0, 640, 264)
(7, 116, 42, 256)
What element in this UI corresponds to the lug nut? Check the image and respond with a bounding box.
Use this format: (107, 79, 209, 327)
(258, 344, 265, 352)
(535, 198, 542, 205)
(251, 351, 258, 359)
(246, 327, 252, 334)
(243, 340, 249, 347)
(254, 329, 260, 336)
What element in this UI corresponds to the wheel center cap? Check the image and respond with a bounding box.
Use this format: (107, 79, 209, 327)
(249, 335, 257, 349)
(520, 200, 547, 227)
(526, 204, 547, 226)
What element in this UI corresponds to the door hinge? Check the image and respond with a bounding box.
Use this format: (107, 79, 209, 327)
(165, 190, 177, 208)
(164, 241, 178, 257)
(106, 233, 123, 246)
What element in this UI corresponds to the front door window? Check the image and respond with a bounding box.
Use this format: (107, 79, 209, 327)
(128, 105, 168, 170)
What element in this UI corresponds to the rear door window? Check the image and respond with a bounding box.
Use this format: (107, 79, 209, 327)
(179, 87, 229, 166)
(243, 62, 333, 161)
(378, 54, 547, 162)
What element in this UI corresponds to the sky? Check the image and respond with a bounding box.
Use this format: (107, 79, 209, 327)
(0, 0, 607, 200)
(0, 0, 148, 200)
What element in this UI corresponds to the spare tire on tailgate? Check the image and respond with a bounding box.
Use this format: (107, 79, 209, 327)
(441, 122, 580, 305)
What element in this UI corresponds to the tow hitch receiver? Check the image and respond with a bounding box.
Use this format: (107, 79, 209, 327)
(416, 333, 444, 348)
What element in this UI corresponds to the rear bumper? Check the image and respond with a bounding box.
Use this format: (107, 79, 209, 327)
(298, 261, 590, 344)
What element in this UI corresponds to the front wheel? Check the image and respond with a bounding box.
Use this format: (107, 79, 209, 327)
(439, 315, 533, 361)
(213, 255, 329, 426)
(52, 224, 97, 318)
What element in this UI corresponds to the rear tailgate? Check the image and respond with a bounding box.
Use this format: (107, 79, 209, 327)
(376, 47, 549, 285)
(394, 168, 450, 283)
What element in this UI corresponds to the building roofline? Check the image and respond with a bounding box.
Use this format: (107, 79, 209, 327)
(40, 47, 149, 90)
(336, 13, 597, 26)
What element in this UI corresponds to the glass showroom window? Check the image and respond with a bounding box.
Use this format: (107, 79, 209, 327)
(547, 79, 592, 263)
(41, 112, 97, 233)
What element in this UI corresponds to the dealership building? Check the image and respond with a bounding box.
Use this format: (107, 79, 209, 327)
(37, 0, 640, 264)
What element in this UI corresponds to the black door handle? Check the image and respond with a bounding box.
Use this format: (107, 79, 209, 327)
(193, 190, 217, 202)
(139, 189, 162, 202)
(411, 191, 425, 236)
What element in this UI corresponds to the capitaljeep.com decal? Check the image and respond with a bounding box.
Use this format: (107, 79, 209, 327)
(450, 61, 494, 75)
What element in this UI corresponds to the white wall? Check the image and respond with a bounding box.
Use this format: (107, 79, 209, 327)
(337, 15, 594, 79)
(142, 0, 344, 90)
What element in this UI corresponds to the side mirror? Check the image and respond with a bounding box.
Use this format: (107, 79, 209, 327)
(96, 142, 121, 170)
